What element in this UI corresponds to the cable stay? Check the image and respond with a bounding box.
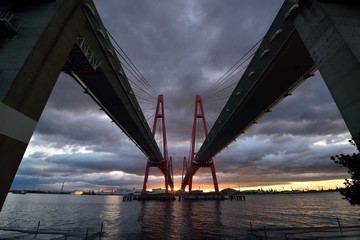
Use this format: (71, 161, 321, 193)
(104, 28, 159, 129)
(201, 36, 264, 131)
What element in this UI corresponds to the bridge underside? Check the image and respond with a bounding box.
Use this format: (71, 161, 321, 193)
(194, 0, 360, 165)
(194, 1, 316, 164)
(0, 0, 166, 211)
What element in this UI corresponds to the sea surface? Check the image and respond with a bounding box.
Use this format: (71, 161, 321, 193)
(0, 192, 359, 239)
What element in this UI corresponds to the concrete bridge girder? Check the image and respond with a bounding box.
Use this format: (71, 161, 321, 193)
(194, 0, 360, 165)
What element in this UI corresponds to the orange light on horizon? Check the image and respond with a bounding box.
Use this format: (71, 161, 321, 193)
(72, 190, 83, 195)
(146, 178, 346, 193)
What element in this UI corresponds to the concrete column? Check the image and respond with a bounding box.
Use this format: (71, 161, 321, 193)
(0, 0, 86, 211)
(294, 1, 360, 144)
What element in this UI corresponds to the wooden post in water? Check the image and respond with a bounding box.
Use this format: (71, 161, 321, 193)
(35, 220, 40, 237)
(36, 220, 40, 231)
(337, 217, 342, 232)
(100, 222, 104, 238)
(264, 226, 267, 240)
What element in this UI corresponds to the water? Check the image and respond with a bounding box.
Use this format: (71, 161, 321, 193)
(0, 192, 359, 239)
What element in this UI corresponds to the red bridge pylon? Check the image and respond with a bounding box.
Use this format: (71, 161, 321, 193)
(142, 95, 172, 193)
(182, 156, 187, 187)
(188, 95, 219, 193)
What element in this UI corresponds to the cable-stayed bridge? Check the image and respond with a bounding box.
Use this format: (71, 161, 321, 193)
(1, 0, 360, 211)
(0, 0, 173, 210)
(182, 0, 318, 190)
(181, 0, 360, 191)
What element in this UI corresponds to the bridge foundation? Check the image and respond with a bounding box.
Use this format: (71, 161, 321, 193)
(294, 0, 360, 145)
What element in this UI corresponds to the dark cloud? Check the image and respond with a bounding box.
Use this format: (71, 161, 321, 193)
(11, 0, 354, 191)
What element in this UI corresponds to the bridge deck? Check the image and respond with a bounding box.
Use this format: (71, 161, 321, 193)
(194, 1, 316, 164)
(63, 1, 164, 164)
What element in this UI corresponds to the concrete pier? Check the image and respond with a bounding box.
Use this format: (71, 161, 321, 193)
(136, 193, 176, 201)
(182, 193, 232, 201)
(229, 195, 246, 201)
(294, 1, 360, 145)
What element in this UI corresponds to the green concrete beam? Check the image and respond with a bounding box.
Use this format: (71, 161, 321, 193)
(0, 0, 85, 211)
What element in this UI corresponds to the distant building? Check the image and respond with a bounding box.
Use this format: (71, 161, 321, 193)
(95, 188, 141, 196)
(150, 188, 166, 194)
(191, 190, 203, 193)
(221, 188, 240, 195)
(115, 188, 141, 196)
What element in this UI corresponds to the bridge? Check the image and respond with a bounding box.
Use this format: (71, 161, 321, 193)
(0, 0, 172, 210)
(181, 0, 360, 191)
(1, 0, 360, 210)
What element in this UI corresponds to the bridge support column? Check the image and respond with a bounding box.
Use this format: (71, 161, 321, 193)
(0, 0, 85, 211)
(188, 161, 219, 193)
(187, 95, 219, 193)
(142, 160, 169, 193)
(294, 1, 360, 145)
(210, 162, 219, 192)
(142, 161, 151, 193)
(142, 95, 170, 193)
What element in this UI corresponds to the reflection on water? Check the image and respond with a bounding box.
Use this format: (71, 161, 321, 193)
(135, 200, 232, 239)
(100, 196, 122, 238)
(0, 192, 359, 239)
(138, 201, 176, 239)
(181, 201, 224, 238)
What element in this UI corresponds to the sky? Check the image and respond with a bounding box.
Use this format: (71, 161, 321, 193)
(12, 0, 357, 192)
